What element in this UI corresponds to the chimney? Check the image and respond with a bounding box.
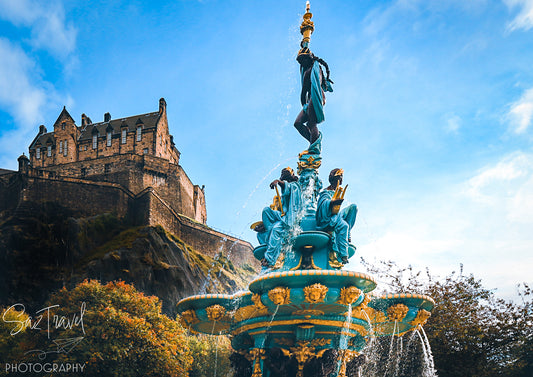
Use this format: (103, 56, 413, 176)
(159, 98, 166, 115)
(104, 112, 111, 122)
(81, 114, 87, 127)
(39, 125, 47, 134)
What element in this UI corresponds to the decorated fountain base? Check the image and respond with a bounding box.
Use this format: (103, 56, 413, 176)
(177, 228, 434, 377)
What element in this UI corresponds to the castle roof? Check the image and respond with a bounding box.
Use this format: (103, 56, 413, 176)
(78, 111, 160, 141)
(29, 133, 55, 149)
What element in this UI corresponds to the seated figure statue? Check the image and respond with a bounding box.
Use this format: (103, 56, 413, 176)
(316, 168, 357, 265)
(254, 167, 302, 269)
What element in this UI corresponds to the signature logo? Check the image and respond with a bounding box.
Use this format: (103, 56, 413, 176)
(2, 302, 86, 360)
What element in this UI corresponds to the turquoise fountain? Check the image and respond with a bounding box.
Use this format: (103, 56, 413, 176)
(177, 3, 435, 377)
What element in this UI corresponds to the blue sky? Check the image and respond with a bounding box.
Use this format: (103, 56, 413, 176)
(0, 0, 532, 300)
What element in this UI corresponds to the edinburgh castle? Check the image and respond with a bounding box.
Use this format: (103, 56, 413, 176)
(0, 98, 256, 314)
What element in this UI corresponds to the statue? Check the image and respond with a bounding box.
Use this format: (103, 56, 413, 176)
(253, 167, 302, 269)
(315, 168, 357, 265)
(293, 50, 333, 145)
(293, 2, 333, 145)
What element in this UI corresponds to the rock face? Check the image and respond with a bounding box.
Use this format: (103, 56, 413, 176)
(0, 203, 258, 317)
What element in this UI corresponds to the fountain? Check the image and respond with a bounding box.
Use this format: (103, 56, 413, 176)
(177, 3, 435, 376)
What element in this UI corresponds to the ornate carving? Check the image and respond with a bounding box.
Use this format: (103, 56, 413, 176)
(205, 304, 226, 322)
(292, 309, 324, 316)
(282, 340, 328, 377)
(338, 286, 362, 306)
(304, 283, 328, 303)
(272, 253, 285, 270)
(309, 338, 331, 347)
(268, 287, 291, 305)
(275, 337, 295, 347)
(387, 303, 409, 322)
(251, 293, 267, 310)
(297, 157, 322, 173)
(338, 349, 359, 377)
(328, 251, 343, 269)
(410, 309, 431, 328)
(249, 348, 266, 377)
(234, 305, 256, 322)
(180, 309, 200, 327)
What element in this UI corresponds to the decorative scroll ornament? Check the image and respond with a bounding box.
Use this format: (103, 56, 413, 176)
(293, 309, 325, 317)
(409, 309, 431, 328)
(180, 309, 200, 327)
(328, 251, 343, 269)
(338, 286, 362, 306)
(304, 283, 328, 303)
(282, 340, 328, 377)
(251, 293, 267, 310)
(297, 156, 322, 173)
(248, 348, 266, 377)
(387, 303, 409, 322)
(205, 304, 226, 322)
(268, 287, 291, 305)
(338, 349, 359, 377)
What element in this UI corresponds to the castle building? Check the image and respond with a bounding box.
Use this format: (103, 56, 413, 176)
(0, 98, 253, 266)
(26, 98, 206, 224)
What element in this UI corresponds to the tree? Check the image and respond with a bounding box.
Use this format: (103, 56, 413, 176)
(362, 259, 533, 377)
(3, 280, 193, 377)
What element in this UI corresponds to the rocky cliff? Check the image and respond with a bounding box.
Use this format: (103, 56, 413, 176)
(0, 202, 258, 316)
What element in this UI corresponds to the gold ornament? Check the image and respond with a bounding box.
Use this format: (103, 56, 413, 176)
(338, 286, 362, 306)
(337, 349, 359, 377)
(387, 303, 409, 322)
(251, 293, 267, 310)
(292, 309, 325, 316)
(180, 309, 200, 327)
(410, 309, 431, 328)
(248, 348, 266, 377)
(206, 304, 226, 322)
(328, 251, 343, 269)
(272, 253, 285, 270)
(304, 283, 328, 303)
(282, 340, 328, 377)
(268, 287, 291, 305)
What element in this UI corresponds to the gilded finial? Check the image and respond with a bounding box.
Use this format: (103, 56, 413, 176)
(299, 1, 314, 52)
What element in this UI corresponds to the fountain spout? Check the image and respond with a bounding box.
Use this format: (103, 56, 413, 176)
(300, 1, 315, 50)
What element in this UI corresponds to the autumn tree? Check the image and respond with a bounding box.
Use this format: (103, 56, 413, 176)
(3, 280, 193, 377)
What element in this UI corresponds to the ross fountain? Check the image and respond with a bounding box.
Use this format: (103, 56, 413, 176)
(177, 3, 435, 376)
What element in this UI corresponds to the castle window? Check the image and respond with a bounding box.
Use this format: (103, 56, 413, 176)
(104, 163, 111, 174)
(107, 131, 112, 147)
(92, 134, 98, 149)
(64, 140, 68, 156)
(36, 148, 40, 159)
(61, 122, 65, 130)
(47, 145, 51, 157)
(81, 168, 86, 178)
(121, 129, 127, 144)
(79, 144, 83, 152)
(143, 148, 149, 154)
(136, 126, 142, 141)
(59, 141, 63, 154)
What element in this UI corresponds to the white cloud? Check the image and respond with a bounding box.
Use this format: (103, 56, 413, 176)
(508, 87, 533, 134)
(446, 114, 461, 133)
(505, 0, 533, 31)
(352, 151, 533, 300)
(0, 38, 46, 126)
(0, 0, 77, 58)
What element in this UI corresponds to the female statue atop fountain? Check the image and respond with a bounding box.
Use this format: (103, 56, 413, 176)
(316, 168, 357, 265)
(254, 167, 302, 269)
(293, 48, 333, 144)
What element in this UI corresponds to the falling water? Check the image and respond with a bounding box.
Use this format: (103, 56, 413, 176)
(336, 304, 353, 375)
(416, 327, 438, 377)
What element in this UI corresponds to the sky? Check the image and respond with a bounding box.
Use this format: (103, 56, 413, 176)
(0, 0, 532, 301)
